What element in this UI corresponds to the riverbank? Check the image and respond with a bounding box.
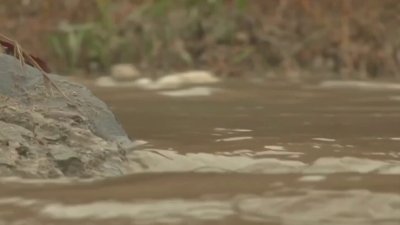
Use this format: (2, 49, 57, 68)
(1, 0, 399, 80)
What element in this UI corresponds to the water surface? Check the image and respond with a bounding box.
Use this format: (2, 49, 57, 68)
(1, 81, 399, 225)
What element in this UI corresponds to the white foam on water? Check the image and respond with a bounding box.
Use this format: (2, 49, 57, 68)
(41, 199, 232, 223)
(255, 150, 304, 156)
(2, 149, 400, 224)
(364, 152, 387, 156)
(0, 197, 37, 207)
(159, 87, 218, 97)
(127, 149, 400, 174)
(231, 128, 253, 132)
(303, 157, 400, 174)
(312, 138, 336, 142)
(264, 145, 286, 151)
(128, 149, 305, 173)
(298, 175, 326, 182)
(214, 128, 253, 132)
(2, 148, 399, 187)
(214, 128, 228, 131)
(2, 190, 398, 225)
(389, 96, 400, 101)
(215, 136, 254, 142)
(229, 149, 254, 154)
(319, 81, 400, 90)
(219, 149, 303, 157)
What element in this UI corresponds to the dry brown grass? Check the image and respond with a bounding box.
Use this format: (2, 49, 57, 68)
(0, 33, 68, 98)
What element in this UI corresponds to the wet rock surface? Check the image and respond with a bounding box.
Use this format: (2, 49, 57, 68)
(0, 54, 133, 178)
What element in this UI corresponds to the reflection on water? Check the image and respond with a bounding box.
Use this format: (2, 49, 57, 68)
(1, 81, 400, 224)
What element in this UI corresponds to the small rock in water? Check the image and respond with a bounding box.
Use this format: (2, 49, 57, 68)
(95, 70, 219, 90)
(132, 78, 156, 89)
(111, 63, 141, 81)
(154, 71, 219, 89)
(95, 76, 118, 87)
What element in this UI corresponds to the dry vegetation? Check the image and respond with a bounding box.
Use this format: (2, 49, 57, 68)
(1, 0, 399, 79)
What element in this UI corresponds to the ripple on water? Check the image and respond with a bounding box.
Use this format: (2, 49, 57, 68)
(1, 149, 399, 225)
(1, 190, 400, 225)
(126, 149, 400, 174)
(215, 136, 254, 142)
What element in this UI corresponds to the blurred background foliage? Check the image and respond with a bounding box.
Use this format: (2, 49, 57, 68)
(1, 0, 400, 79)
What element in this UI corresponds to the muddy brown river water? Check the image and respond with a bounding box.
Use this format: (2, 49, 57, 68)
(1, 81, 400, 225)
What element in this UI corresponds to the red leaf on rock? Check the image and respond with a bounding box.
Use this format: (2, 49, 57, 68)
(0, 39, 51, 73)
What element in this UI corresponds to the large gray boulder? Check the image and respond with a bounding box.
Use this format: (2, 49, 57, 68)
(0, 54, 134, 178)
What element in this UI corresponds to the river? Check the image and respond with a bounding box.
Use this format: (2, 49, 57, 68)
(1, 80, 399, 225)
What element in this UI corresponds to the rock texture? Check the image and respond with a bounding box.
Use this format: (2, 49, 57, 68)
(0, 54, 134, 178)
